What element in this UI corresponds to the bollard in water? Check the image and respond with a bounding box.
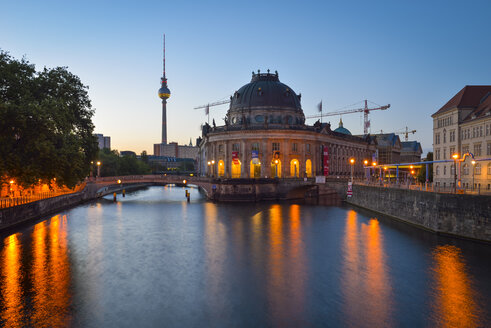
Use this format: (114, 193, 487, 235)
(187, 194, 190, 203)
(113, 192, 117, 202)
(122, 189, 126, 197)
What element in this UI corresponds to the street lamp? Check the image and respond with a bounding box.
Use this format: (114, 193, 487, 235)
(274, 159, 279, 178)
(471, 160, 476, 191)
(207, 161, 211, 177)
(452, 153, 458, 193)
(96, 161, 101, 178)
(349, 158, 355, 182)
(211, 160, 215, 178)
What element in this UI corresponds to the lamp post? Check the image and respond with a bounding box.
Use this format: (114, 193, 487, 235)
(471, 160, 476, 191)
(207, 161, 211, 177)
(364, 160, 369, 182)
(211, 160, 215, 178)
(452, 154, 458, 193)
(96, 161, 101, 178)
(372, 162, 377, 183)
(349, 158, 355, 183)
(274, 159, 279, 178)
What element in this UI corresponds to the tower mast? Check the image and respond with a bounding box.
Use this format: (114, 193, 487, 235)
(158, 34, 171, 144)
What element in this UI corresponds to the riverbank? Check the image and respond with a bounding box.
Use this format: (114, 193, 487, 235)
(346, 184, 491, 242)
(0, 182, 151, 231)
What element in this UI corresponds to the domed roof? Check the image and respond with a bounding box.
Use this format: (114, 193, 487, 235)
(228, 70, 302, 113)
(334, 118, 352, 135)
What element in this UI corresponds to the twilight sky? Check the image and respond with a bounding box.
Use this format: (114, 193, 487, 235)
(1, 0, 490, 154)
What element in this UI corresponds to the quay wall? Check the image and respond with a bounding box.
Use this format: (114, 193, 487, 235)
(347, 184, 491, 242)
(0, 183, 150, 231)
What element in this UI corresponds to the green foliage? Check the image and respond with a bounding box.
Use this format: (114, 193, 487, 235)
(417, 152, 433, 183)
(0, 50, 98, 188)
(96, 149, 151, 177)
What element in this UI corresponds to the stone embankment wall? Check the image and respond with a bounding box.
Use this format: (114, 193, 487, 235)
(347, 184, 491, 242)
(0, 183, 150, 231)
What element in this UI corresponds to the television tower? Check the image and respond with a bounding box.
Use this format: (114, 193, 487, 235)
(158, 34, 171, 144)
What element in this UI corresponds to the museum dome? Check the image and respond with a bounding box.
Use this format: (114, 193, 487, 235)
(333, 118, 352, 135)
(226, 70, 305, 126)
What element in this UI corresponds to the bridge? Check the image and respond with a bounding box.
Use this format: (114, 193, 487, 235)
(89, 175, 345, 202)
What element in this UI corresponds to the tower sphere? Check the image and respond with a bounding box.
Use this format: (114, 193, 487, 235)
(158, 80, 171, 99)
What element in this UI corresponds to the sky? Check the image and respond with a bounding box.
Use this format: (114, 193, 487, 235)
(1, 0, 490, 154)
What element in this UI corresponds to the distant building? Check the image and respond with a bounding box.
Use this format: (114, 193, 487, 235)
(95, 134, 111, 150)
(400, 141, 423, 163)
(371, 133, 402, 164)
(120, 151, 136, 157)
(432, 85, 491, 190)
(147, 155, 195, 173)
(153, 142, 199, 161)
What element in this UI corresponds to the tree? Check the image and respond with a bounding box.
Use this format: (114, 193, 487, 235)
(417, 152, 433, 183)
(0, 50, 98, 188)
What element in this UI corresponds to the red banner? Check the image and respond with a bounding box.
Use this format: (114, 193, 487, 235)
(323, 146, 329, 176)
(232, 151, 239, 164)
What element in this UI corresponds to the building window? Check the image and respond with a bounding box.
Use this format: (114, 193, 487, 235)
(218, 144, 224, 153)
(487, 143, 491, 156)
(232, 143, 240, 152)
(480, 126, 483, 137)
(463, 164, 469, 175)
(462, 145, 469, 154)
(475, 163, 481, 175)
(435, 133, 440, 145)
(306, 143, 311, 153)
(486, 124, 490, 136)
(251, 142, 260, 151)
(444, 166, 447, 175)
(487, 163, 491, 175)
(272, 142, 280, 151)
(443, 148, 447, 159)
(436, 166, 439, 176)
(474, 143, 482, 157)
(450, 147, 455, 156)
(449, 130, 455, 142)
(292, 143, 298, 152)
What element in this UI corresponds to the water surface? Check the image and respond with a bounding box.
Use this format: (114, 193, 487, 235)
(1, 186, 490, 327)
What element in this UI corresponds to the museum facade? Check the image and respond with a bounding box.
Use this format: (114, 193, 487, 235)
(198, 71, 376, 179)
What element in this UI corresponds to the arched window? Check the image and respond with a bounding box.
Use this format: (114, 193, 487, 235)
(231, 160, 241, 178)
(250, 160, 261, 178)
(290, 159, 300, 177)
(462, 164, 468, 175)
(487, 163, 491, 175)
(436, 166, 439, 176)
(305, 159, 312, 177)
(271, 159, 281, 178)
(218, 160, 225, 177)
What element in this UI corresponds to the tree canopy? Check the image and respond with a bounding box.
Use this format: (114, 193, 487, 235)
(96, 149, 151, 177)
(0, 50, 98, 188)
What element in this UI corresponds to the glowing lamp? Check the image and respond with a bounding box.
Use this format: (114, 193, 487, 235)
(452, 154, 459, 160)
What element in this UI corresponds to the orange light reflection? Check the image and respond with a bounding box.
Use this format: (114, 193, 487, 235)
(1, 234, 24, 328)
(431, 245, 482, 327)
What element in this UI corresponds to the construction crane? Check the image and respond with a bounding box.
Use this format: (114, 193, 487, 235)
(194, 99, 230, 123)
(391, 127, 417, 141)
(306, 100, 390, 134)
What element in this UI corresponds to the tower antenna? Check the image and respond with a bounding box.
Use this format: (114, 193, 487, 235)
(163, 34, 166, 79)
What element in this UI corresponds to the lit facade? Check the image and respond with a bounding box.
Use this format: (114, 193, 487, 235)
(432, 86, 491, 190)
(199, 71, 375, 179)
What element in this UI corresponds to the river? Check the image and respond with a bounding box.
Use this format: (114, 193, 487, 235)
(0, 186, 490, 327)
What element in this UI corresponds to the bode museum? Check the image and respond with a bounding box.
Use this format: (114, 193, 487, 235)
(198, 70, 375, 179)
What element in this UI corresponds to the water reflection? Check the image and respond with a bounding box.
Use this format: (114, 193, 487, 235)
(342, 211, 392, 326)
(431, 244, 482, 327)
(1, 234, 24, 328)
(31, 215, 71, 327)
(266, 204, 306, 326)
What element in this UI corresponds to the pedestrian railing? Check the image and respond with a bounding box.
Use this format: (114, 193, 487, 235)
(0, 183, 86, 209)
